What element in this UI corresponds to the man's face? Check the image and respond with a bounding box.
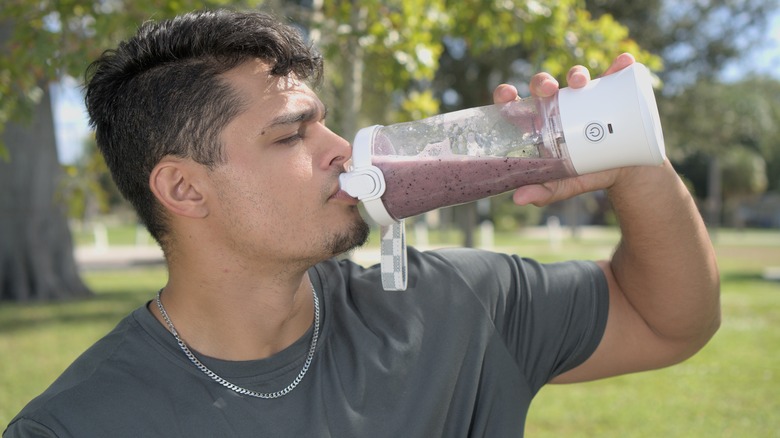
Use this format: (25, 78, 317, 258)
(203, 59, 369, 265)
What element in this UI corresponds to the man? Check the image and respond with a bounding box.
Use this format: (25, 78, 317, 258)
(4, 9, 720, 437)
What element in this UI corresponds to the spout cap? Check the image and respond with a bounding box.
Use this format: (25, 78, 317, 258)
(339, 167, 384, 200)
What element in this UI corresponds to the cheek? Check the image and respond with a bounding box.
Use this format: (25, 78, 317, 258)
(270, 155, 318, 205)
(217, 149, 316, 215)
(250, 163, 315, 221)
(256, 147, 313, 181)
(287, 152, 314, 180)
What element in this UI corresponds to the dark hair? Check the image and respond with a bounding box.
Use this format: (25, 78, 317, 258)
(84, 9, 323, 249)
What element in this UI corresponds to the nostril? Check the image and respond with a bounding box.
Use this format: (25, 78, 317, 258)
(329, 154, 348, 168)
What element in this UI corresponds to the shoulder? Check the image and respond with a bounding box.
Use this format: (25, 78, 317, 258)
(313, 247, 568, 316)
(313, 247, 606, 314)
(311, 248, 510, 319)
(4, 417, 58, 438)
(316, 246, 596, 291)
(5, 308, 155, 436)
(313, 247, 513, 292)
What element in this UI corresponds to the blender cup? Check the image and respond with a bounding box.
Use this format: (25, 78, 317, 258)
(340, 62, 666, 290)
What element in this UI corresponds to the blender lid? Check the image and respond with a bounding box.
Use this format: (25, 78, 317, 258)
(558, 63, 666, 175)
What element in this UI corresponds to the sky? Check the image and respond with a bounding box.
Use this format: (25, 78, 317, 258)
(721, 11, 780, 81)
(50, 76, 89, 164)
(50, 13, 780, 165)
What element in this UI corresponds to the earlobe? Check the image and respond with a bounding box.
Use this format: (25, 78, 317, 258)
(149, 158, 208, 219)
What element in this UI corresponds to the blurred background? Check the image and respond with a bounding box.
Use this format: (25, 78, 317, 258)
(1, 0, 779, 436)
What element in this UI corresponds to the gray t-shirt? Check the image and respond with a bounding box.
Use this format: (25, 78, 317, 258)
(4, 247, 608, 437)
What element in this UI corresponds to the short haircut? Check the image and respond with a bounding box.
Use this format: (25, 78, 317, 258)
(84, 9, 323, 248)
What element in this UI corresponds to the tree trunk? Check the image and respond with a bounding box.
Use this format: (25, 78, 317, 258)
(706, 154, 722, 231)
(0, 84, 92, 301)
(457, 203, 477, 248)
(340, 3, 366, 140)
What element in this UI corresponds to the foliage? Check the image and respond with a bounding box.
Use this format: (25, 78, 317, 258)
(0, 0, 264, 156)
(721, 148, 769, 197)
(1, 0, 656, 158)
(583, 0, 780, 219)
(661, 76, 780, 194)
(300, 0, 451, 134)
(2, 0, 778, 232)
(489, 192, 544, 232)
(586, 0, 780, 89)
(58, 134, 125, 221)
(304, 0, 660, 132)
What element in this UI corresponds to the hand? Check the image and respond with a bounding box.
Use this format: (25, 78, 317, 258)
(492, 53, 637, 206)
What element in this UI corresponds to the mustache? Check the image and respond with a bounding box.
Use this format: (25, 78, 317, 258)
(323, 168, 347, 199)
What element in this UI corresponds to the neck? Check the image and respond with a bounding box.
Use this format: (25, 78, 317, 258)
(151, 256, 316, 361)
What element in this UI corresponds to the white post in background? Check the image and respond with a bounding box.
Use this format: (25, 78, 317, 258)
(480, 220, 494, 250)
(93, 222, 109, 252)
(135, 224, 148, 246)
(414, 220, 429, 247)
(546, 215, 562, 251)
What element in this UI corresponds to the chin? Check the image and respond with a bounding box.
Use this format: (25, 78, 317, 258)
(326, 217, 371, 257)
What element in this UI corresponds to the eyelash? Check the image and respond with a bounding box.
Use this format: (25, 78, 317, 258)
(277, 133, 303, 145)
(275, 117, 325, 145)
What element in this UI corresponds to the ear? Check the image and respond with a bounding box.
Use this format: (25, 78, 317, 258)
(149, 157, 209, 219)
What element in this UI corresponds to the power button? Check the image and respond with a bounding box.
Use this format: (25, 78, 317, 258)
(585, 122, 605, 143)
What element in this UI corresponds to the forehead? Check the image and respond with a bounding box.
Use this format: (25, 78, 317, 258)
(221, 58, 319, 116)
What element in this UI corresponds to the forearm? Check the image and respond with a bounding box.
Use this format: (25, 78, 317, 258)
(607, 161, 721, 349)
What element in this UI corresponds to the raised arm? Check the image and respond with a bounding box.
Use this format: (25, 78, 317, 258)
(495, 53, 721, 382)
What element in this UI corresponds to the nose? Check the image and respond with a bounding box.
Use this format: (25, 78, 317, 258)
(318, 124, 352, 170)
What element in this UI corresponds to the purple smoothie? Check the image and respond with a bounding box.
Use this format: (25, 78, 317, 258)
(373, 155, 574, 220)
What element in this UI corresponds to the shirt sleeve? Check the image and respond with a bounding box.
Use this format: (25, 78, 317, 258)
(430, 248, 610, 394)
(3, 418, 60, 438)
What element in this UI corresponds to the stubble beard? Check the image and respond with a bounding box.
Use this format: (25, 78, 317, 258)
(325, 215, 371, 257)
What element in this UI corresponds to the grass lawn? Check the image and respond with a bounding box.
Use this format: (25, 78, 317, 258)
(526, 229, 780, 437)
(1, 227, 778, 436)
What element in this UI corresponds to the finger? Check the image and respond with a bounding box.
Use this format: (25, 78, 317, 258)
(602, 52, 636, 77)
(493, 84, 519, 104)
(512, 183, 556, 207)
(529, 73, 559, 98)
(566, 65, 591, 89)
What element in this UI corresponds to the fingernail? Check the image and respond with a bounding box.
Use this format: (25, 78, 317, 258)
(570, 72, 587, 86)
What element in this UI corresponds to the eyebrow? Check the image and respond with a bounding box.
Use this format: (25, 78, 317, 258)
(262, 103, 328, 134)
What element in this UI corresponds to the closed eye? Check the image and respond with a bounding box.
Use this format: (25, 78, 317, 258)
(268, 102, 326, 145)
(276, 132, 303, 145)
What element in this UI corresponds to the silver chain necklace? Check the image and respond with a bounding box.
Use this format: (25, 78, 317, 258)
(155, 283, 320, 399)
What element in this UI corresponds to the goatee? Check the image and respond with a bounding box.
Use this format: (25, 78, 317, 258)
(327, 217, 371, 257)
